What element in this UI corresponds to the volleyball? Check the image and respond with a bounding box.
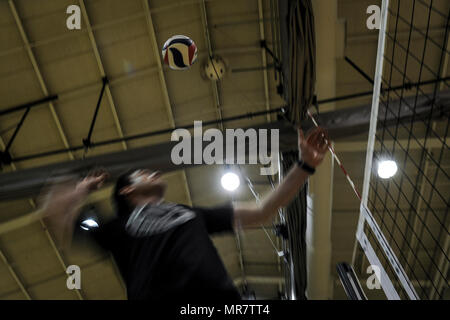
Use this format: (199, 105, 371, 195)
(162, 35, 198, 70)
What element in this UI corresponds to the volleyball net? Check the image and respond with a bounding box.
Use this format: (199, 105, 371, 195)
(352, 0, 449, 300)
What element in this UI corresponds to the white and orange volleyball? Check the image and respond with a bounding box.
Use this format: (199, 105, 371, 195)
(162, 35, 198, 70)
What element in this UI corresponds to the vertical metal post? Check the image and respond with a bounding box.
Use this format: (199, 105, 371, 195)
(351, 0, 415, 301)
(352, 0, 390, 263)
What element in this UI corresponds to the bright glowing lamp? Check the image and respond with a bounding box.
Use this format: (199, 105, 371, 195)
(221, 172, 240, 191)
(377, 160, 398, 179)
(80, 218, 99, 231)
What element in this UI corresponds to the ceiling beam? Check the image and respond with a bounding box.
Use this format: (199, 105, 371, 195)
(0, 249, 31, 300)
(78, 0, 127, 151)
(8, 0, 74, 161)
(142, 0, 192, 206)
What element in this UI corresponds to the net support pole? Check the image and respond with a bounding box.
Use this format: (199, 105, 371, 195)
(351, 0, 419, 300)
(350, 0, 401, 300)
(361, 0, 389, 216)
(352, 0, 389, 262)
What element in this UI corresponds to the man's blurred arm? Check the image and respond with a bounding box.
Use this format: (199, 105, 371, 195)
(41, 173, 107, 251)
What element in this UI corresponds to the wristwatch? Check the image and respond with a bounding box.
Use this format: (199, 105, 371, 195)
(297, 160, 316, 175)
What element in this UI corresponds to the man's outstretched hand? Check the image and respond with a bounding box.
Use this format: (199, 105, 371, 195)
(40, 169, 109, 251)
(42, 169, 109, 219)
(76, 170, 109, 194)
(298, 127, 330, 168)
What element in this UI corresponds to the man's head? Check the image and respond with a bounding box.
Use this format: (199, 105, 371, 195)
(113, 169, 167, 217)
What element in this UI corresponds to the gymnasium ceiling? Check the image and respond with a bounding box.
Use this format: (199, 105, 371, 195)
(0, 0, 448, 300)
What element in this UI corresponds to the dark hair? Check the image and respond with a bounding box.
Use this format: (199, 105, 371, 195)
(113, 169, 136, 218)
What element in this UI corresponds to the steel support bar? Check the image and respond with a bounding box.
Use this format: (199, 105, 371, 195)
(0, 95, 58, 117)
(344, 56, 374, 85)
(4, 107, 30, 154)
(0, 106, 31, 166)
(78, 0, 127, 151)
(83, 77, 108, 149)
(260, 40, 281, 71)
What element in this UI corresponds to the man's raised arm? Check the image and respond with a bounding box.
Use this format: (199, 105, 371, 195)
(233, 127, 330, 229)
(41, 172, 108, 250)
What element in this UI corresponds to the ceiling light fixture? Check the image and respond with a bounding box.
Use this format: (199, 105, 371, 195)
(80, 218, 99, 231)
(377, 160, 398, 179)
(221, 172, 240, 192)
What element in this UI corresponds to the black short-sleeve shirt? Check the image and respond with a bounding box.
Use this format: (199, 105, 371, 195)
(88, 203, 241, 301)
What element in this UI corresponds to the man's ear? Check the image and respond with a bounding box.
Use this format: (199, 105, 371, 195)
(119, 186, 135, 196)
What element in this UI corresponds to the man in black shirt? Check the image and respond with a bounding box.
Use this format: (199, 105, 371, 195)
(43, 127, 329, 300)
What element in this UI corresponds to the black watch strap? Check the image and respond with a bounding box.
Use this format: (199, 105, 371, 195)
(297, 160, 316, 175)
